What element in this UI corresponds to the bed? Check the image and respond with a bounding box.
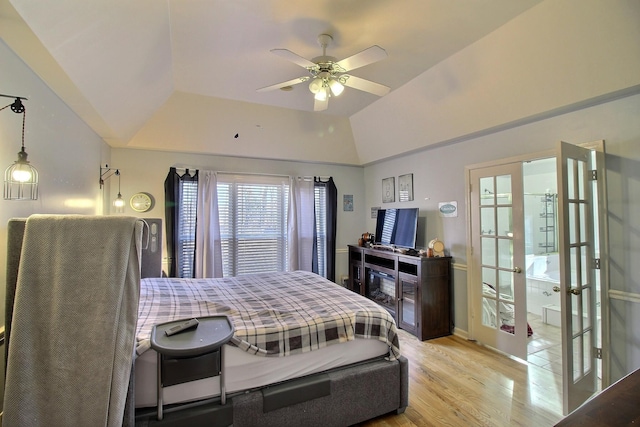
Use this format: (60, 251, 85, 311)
(134, 270, 408, 426)
(482, 282, 533, 337)
(4, 217, 408, 427)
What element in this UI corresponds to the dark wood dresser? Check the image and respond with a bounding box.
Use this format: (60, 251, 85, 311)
(347, 245, 452, 340)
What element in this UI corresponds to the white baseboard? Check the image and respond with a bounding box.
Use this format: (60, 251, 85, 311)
(453, 327, 468, 340)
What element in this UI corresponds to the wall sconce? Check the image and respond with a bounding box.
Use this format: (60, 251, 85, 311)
(1, 94, 38, 200)
(100, 164, 124, 213)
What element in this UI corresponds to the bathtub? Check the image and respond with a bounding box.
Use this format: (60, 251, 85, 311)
(526, 253, 560, 317)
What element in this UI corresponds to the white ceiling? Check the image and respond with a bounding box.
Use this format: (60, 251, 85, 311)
(2, 0, 542, 164)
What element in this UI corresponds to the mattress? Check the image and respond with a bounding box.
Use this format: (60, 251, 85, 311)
(135, 271, 400, 408)
(135, 335, 389, 407)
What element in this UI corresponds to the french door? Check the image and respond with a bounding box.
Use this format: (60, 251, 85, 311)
(469, 163, 528, 359)
(468, 141, 606, 415)
(556, 141, 600, 414)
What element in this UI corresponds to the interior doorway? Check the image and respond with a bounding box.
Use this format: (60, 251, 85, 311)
(522, 158, 563, 377)
(468, 142, 607, 415)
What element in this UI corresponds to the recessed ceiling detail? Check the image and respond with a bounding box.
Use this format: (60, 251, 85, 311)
(0, 0, 544, 163)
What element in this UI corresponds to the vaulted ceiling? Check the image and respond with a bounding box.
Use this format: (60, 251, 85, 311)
(1, 0, 542, 164)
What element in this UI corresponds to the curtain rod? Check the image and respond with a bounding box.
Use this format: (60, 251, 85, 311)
(172, 167, 330, 180)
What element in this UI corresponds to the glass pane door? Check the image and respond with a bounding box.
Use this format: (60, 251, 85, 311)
(557, 141, 599, 414)
(399, 275, 417, 333)
(470, 163, 527, 359)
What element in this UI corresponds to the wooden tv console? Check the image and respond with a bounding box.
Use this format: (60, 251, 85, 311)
(347, 245, 452, 341)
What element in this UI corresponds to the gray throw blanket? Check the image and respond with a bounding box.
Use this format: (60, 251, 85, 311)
(3, 215, 143, 427)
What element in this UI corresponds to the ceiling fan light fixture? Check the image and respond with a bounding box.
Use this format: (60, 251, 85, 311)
(260, 33, 389, 111)
(309, 78, 323, 94)
(328, 78, 344, 96)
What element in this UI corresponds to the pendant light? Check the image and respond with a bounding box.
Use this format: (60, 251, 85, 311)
(100, 165, 124, 213)
(1, 95, 38, 200)
(113, 169, 125, 213)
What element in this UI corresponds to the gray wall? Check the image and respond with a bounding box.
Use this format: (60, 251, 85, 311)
(0, 38, 110, 412)
(363, 92, 640, 380)
(109, 148, 365, 281)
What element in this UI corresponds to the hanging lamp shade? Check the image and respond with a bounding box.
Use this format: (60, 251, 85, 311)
(4, 147, 38, 200)
(113, 170, 125, 213)
(328, 78, 344, 96)
(2, 96, 38, 200)
(314, 86, 329, 101)
(308, 77, 323, 94)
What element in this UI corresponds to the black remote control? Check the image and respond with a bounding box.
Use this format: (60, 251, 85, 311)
(165, 318, 199, 336)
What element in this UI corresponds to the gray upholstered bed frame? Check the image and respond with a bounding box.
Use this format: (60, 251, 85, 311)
(5, 218, 408, 427)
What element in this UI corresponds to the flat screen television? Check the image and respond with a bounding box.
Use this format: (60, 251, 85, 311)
(374, 208, 419, 249)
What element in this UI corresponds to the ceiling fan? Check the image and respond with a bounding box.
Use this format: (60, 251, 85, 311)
(257, 34, 390, 111)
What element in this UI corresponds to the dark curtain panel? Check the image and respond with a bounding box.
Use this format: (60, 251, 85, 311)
(312, 201, 319, 276)
(186, 170, 199, 278)
(164, 168, 180, 277)
(164, 168, 198, 277)
(315, 177, 338, 282)
(325, 177, 338, 282)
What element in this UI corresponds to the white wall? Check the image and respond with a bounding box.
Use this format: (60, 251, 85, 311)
(109, 148, 365, 279)
(351, 0, 640, 164)
(0, 38, 110, 409)
(0, 39, 111, 320)
(128, 91, 361, 165)
(363, 92, 640, 380)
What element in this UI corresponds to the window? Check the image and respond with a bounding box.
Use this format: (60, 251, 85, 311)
(315, 185, 327, 278)
(177, 178, 198, 278)
(175, 173, 330, 279)
(217, 175, 289, 277)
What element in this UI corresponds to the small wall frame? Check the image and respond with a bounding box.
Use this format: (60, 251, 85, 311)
(382, 177, 395, 203)
(398, 173, 414, 202)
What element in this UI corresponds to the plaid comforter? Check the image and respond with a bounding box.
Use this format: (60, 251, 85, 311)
(136, 270, 400, 360)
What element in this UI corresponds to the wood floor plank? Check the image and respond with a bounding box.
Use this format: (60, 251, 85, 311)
(357, 330, 564, 427)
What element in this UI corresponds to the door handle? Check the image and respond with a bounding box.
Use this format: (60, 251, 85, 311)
(513, 267, 522, 273)
(553, 285, 581, 295)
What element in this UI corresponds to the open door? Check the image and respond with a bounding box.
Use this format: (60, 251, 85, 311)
(556, 141, 600, 414)
(470, 163, 528, 359)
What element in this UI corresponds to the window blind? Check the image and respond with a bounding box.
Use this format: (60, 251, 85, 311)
(177, 178, 198, 278)
(217, 174, 289, 277)
(315, 185, 327, 278)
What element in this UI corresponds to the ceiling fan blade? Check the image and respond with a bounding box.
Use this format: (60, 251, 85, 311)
(343, 75, 390, 96)
(314, 96, 328, 112)
(257, 76, 310, 92)
(335, 45, 387, 72)
(271, 49, 317, 69)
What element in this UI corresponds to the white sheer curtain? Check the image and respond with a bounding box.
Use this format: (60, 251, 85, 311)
(288, 177, 315, 272)
(195, 170, 223, 278)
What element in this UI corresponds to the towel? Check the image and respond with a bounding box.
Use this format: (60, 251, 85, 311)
(3, 215, 143, 427)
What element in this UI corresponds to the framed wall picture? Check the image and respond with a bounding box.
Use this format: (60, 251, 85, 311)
(398, 173, 414, 202)
(343, 194, 354, 211)
(382, 177, 395, 203)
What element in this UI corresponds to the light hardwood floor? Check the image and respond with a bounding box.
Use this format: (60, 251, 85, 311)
(359, 330, 564, 427)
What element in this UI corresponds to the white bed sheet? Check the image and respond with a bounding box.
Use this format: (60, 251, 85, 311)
(135, 337, 388, 408)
